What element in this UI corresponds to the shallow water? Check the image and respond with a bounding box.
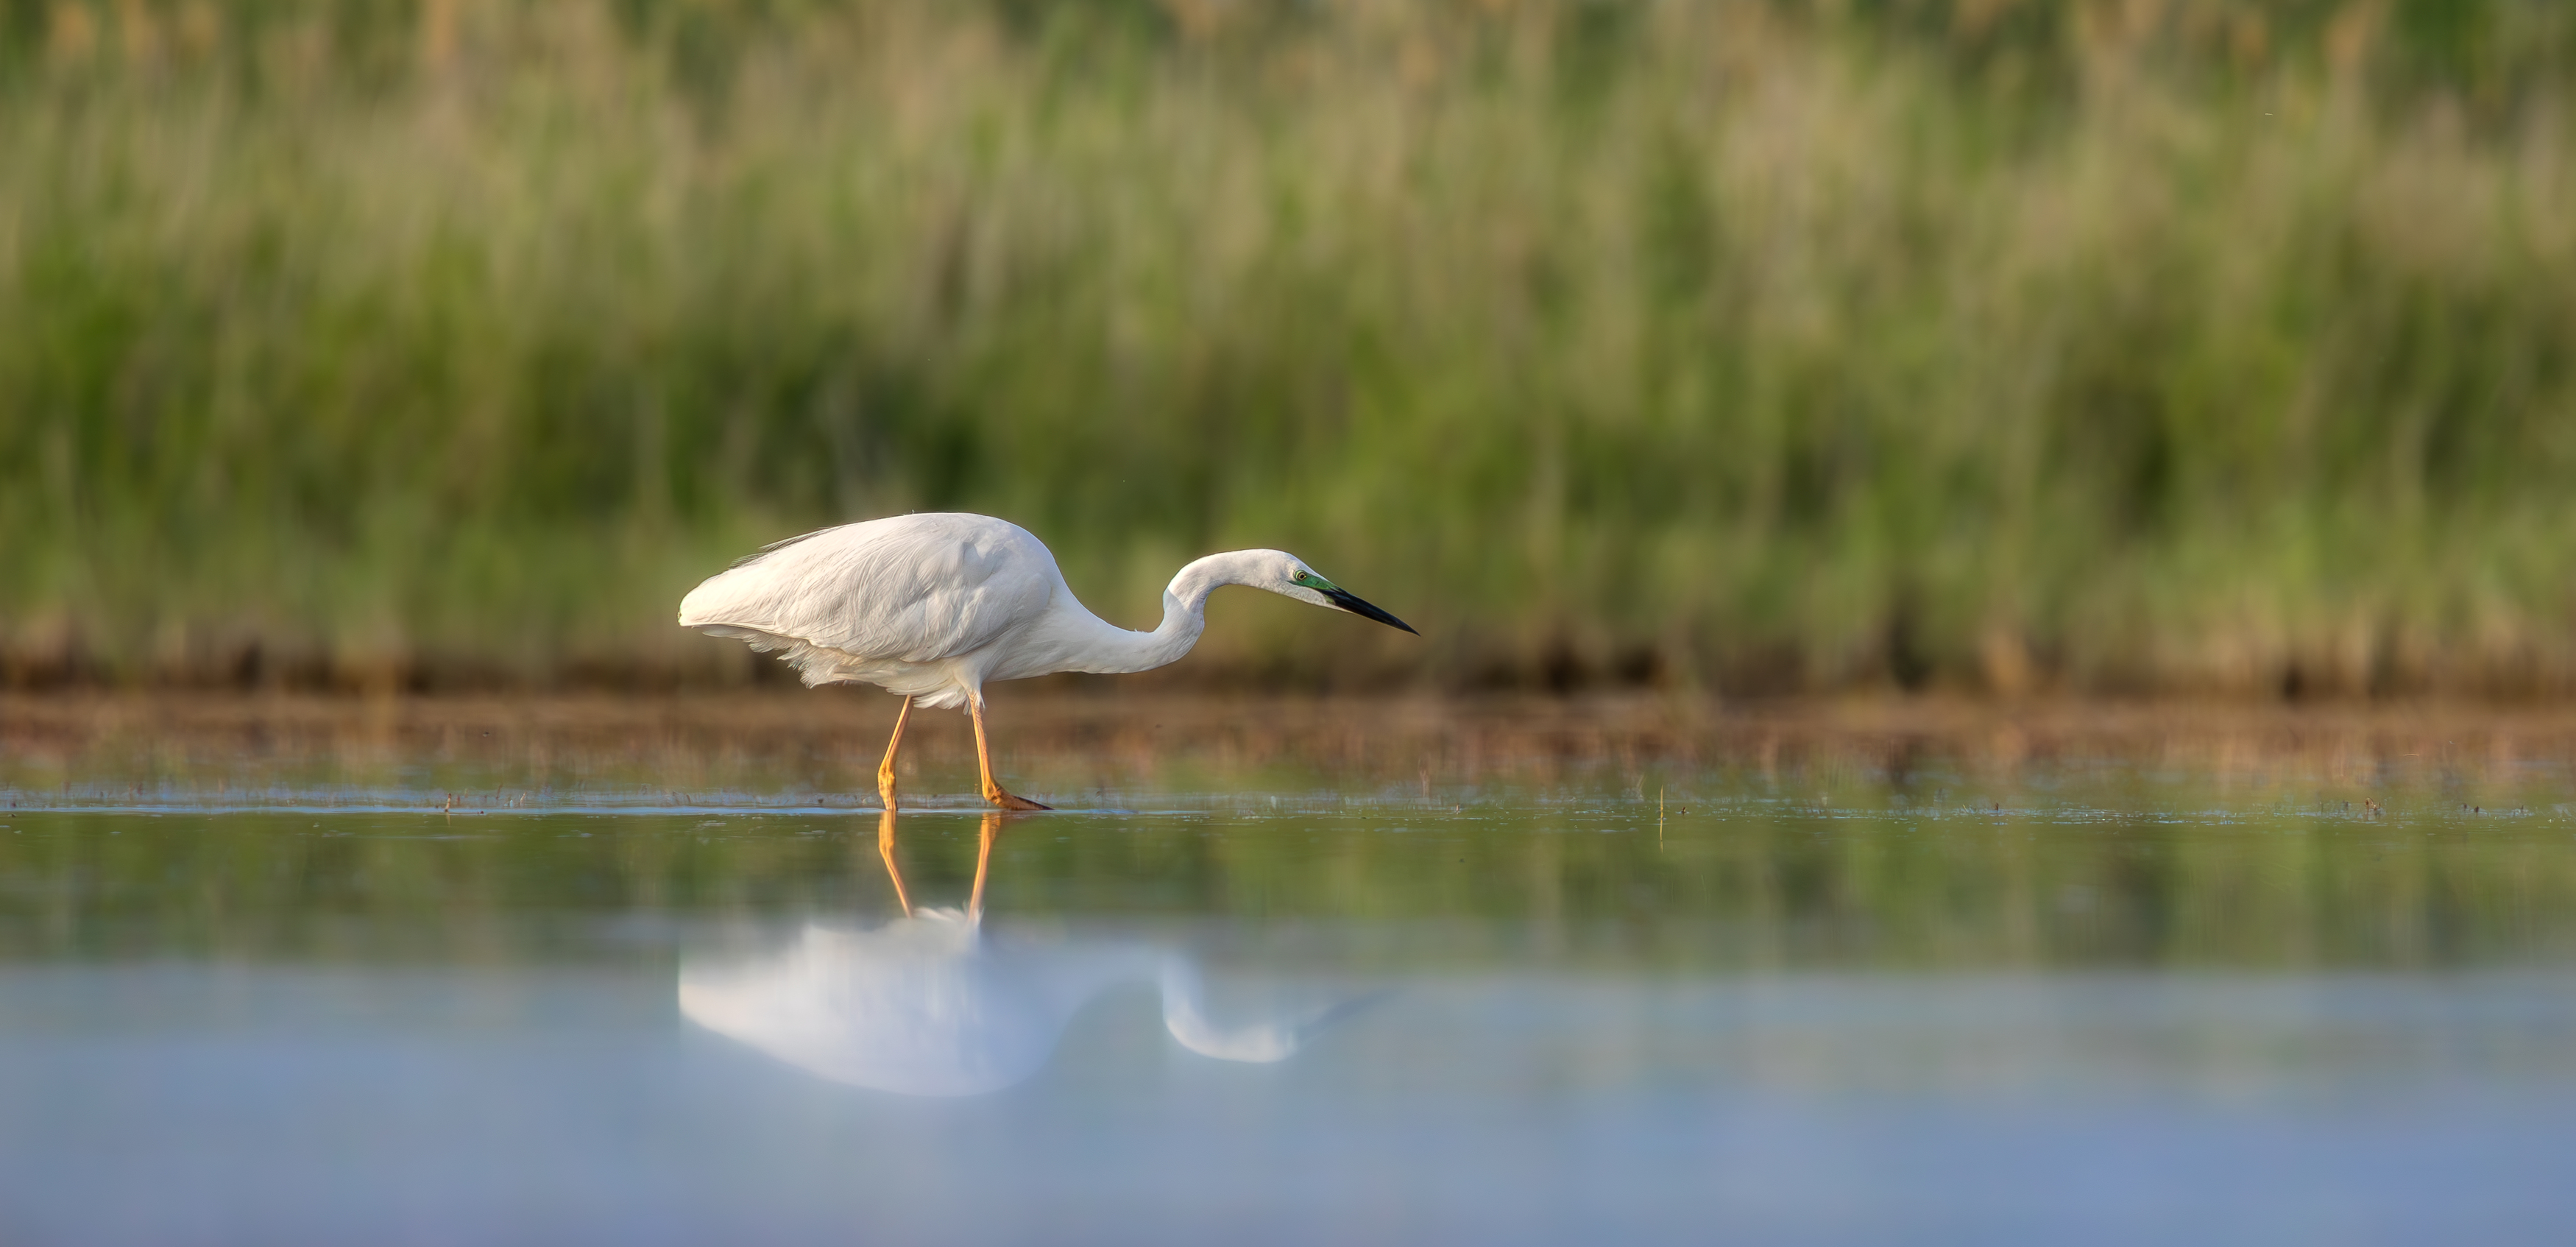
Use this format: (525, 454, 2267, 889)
(5, 696, 2576, 1244)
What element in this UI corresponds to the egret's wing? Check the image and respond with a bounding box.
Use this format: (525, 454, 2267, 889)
(678, 514, 1056, 665)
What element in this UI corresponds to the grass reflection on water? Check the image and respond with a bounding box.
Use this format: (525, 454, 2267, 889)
(3, 694, 2573, 972)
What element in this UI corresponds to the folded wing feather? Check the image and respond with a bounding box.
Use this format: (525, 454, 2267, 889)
(678, 514, 1058, 701)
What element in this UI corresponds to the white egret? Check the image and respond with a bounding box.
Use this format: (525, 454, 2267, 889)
(678, 813, 1358, 1096)
(677, 512, 1415, 810)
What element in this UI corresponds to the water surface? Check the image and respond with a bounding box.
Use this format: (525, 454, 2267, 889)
(4, 696, 2575, 1244)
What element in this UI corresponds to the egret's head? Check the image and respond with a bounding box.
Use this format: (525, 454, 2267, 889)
(1253, 551, 1418, 635)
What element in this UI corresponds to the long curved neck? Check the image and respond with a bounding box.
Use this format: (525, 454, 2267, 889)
(1072, 551, 1263, 675)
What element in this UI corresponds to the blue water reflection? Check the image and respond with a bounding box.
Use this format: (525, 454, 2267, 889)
(6, 961, 2573, 1245)
(681, 812, 1345, 1095)
(4, 764, 2576, 1243)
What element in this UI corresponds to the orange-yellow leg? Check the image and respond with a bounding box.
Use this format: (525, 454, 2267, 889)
(875, 808, 913, 917)
(970, 698, 1050, 810)
(877, 696, 913, 810)
(968, 812, 1003, 922)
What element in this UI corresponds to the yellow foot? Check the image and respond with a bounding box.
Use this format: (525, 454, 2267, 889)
(967, 697, 1046, 809)
(877, 695, 913, 814)
(984, 788, 1051, 811)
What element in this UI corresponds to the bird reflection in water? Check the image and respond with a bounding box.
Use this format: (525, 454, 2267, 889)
(680, 811, 1351, 1096)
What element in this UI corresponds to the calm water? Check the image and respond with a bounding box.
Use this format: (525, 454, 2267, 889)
(5, 696, 2576, 1244)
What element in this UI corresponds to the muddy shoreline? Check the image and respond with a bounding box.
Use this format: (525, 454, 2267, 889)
(10, 692, 2575, 792)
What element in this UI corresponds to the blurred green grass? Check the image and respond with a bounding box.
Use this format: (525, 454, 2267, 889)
(5, 0, 2576, 696)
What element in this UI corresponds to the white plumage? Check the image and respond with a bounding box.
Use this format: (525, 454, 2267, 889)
(678, 914, 1334, 1097)
(678, 512, 1414, 809)
(680, 809, 1359, 1096)
(679, 513, 1063, 710)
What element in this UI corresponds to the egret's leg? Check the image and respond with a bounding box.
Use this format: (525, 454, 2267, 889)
(969, 698, 1050, 810)
(877, 696, 914, 810)
(967, 812, 1002, 923)
(875, 808, 913, 917)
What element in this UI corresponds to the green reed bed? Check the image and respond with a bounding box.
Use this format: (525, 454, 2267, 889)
(5, 1, 2576, 695)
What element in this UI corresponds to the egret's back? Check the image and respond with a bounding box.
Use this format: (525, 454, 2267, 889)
(678, 513, 1061, 706)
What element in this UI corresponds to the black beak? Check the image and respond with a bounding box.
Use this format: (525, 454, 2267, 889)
(1323, 585, 1419, 635)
